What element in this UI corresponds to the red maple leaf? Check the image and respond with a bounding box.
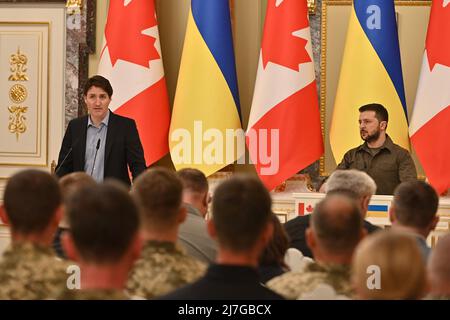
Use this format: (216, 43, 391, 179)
(306, 204, 314, 213)
(426, 1, 450, 70)
(261, 0, 311, 71)
(105, 0, 160, 68)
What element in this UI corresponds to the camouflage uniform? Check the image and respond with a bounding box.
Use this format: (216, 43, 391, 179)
(127, 240, 206, 299)
(0, 242, 71, 299)
(267, 261, 353, 299)
(58, 288, 129, 300)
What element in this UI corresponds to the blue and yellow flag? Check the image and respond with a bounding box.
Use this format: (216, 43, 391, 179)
(330, 0, 409, 164)
(169, 0, 243, 176)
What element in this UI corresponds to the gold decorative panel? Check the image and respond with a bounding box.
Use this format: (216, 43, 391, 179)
(8, 47, 29, 81)
(0, 22, 50, 166)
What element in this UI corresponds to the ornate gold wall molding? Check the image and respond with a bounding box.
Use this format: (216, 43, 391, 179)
(0, 21, 49, 165)
(8, 47, 29, 81)
(66, 0, 83, 15)
(8, 105, 28, 140)
(7, 47, 30, 140)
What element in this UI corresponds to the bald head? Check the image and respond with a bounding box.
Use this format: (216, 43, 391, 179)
(310, 194, 363, 255)
(428, 234, 450, 296)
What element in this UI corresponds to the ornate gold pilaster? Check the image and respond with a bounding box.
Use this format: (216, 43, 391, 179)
(7, 47, 29, 141)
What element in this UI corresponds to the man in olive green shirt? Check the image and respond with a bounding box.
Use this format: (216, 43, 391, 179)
(336, 103, 417, 195)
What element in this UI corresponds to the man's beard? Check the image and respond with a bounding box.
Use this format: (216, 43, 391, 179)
(361, 128, 380, 143)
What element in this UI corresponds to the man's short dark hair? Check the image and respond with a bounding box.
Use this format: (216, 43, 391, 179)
(393, 180, 438, 229)
(259, 214, 289, 268)
(311, 193, 363, 254)
(59, 172, 96, 203)
(177, 168, 208, 194)
(4, 170, 61, 234)
(132, 167, 183, 227)
(359, 103, 389, 123)
(212, 176, 272, 252)
(83, 75, 113, 97)
(66, 182, 139, 264)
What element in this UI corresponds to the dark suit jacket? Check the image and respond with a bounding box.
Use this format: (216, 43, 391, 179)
(56, 111, 146, 186)
(284, 215, 381, 258)
(160, 264, 284, 300)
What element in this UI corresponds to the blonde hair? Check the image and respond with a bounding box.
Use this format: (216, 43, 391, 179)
(352, 231, 426, 299)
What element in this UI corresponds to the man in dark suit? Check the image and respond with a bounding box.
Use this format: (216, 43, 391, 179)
(285, 170, 380, 258)
(161, 176, 284, 300)
(56, 75, 146, 186)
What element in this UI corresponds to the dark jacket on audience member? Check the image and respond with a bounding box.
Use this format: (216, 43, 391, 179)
(284, 214, 380, 258)
(160, 264, 284, 300)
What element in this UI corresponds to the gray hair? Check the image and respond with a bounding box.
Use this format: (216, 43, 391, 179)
(325, 170, 376, 198)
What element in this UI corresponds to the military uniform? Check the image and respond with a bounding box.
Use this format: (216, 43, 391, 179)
(127, 240, 206, 299)
(0, 242, 71, 299)
(267, 261, 353, 299)
(58, 288, 129, 300)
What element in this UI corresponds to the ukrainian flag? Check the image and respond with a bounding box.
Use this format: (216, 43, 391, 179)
(169, 0, 243, 176)
(330, 0, 409, 164)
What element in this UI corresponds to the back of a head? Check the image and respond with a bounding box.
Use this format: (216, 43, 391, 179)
(177, 168, 208, 194)
(132, 167, 182, 228)
(59, 172, 96, 202)
(212, 176, 272, 252)
(259, 214, 289, 267)
(352, 231, 426, 299)
(66, 182, 139, 264)
(326, 170, 376, 199)
(4, 169, 61, 234)
(311, 193, 363, 255)
(428, 234, 450, 291)
(393, 180, 438, 229)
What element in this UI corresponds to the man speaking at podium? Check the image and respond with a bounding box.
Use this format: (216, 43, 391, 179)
(55, 75, 146, 186)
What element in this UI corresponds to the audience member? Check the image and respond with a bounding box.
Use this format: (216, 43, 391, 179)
(127, 168, 206, 299)
(177, 168, 217, 263)
(352, 231, 426, 299)
(52, 172, 96, 259)
(60, 182, 141, 299)
(268, 192, 365, 299)
(162, 175, 283, 299)
(389, 180, 439, 261)
(0, 170, 69, 299)
(427, 234, 450, 299)
(285, 169, 379, 258)
(258, 214, 290, 283)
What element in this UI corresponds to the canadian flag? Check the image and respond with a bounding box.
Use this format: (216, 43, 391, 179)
(98, 0, 170, 166)
(410, 0, 450, 194)
(246, 0, 323, 191)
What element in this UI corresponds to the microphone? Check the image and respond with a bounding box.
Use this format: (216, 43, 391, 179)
(90, 138, 101, 176)
(55, 138, 80, 176)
